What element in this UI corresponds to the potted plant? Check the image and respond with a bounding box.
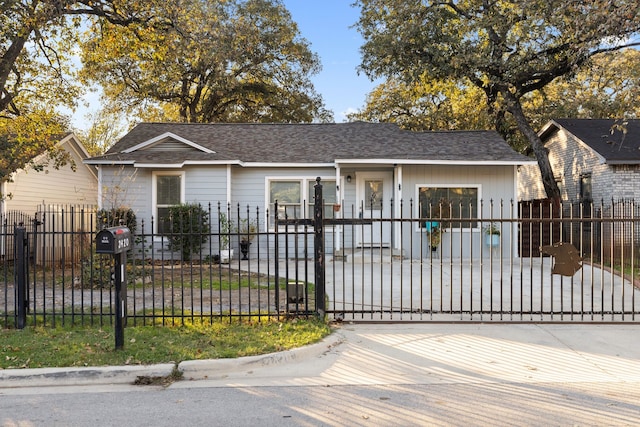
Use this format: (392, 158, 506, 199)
(425, 221, 441, 251)
(484, 222, 501, 247)
(219, 213, 234, 263)
(238, 218, 257, 260)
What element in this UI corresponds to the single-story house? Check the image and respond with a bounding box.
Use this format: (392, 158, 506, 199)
(85, 122, 534, 258)
(518, 118, 640, 203)
(1, 132, 98, 215)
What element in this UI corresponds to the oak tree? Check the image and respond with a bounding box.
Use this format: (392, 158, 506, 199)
(0, 1, 163, 185)
(355, 0, 640, 199)
(351, 50, 640, 155)
(80, 0, 331, 124)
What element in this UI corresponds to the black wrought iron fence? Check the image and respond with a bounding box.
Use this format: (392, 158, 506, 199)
(1, 203, 318, 328)
(2, 198, 640, 327)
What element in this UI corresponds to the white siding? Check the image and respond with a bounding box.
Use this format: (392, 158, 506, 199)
(4, 136, 97, 213)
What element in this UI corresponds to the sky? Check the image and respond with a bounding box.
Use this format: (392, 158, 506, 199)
(72, 0, 377, 130)
(282, 0, 377, 122)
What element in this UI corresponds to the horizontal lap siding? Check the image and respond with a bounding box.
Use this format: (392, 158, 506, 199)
(6, 143, 97, 213)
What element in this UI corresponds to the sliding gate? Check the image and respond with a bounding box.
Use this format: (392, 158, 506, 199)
(322, 200, 640, 323)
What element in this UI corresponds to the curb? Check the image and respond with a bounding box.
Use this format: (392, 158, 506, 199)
(179, 330, 345, 381)
(0, 364, 176, 388)
(0, 331, 344, 388)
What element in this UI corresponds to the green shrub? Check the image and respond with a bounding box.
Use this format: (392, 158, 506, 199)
(97, 207, 137, 234)
(166, 203, 210, 260)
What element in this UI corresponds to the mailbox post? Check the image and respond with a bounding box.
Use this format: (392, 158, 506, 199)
(96, 226, 131, 350)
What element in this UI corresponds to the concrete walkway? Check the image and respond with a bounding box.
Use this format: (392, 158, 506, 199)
(252, 254, 640, 321)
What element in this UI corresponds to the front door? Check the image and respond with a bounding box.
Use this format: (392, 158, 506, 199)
(357, 172, 392, 247)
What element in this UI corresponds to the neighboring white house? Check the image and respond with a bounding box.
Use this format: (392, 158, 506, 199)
(1, 133, 98, 214)
(518, 118, 640, 202)
(0, 133, 98, 261)
(85, 122, 534, 258)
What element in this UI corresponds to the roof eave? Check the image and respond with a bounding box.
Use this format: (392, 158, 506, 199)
(335, 158, 536, 166)
(604, 160, 640, 165)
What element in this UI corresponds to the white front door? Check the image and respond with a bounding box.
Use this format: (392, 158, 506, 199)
(357, 172, 392, 247)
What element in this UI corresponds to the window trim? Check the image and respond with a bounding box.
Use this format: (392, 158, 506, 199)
(265, 175, 338, 228)
(152, 171, 186, 236)
(414, 183, 482, 232)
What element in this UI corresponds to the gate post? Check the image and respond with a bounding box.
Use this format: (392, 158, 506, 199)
(313, 177, 326, 317)
(14, 224, 28, 329)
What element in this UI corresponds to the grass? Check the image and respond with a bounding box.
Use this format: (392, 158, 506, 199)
(0, 317, 331, 370)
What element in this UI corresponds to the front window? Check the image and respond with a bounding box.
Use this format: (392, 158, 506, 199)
(268, 178, 336, 223)
(155, 173, 183, 234)
(418, 185, 479, 229)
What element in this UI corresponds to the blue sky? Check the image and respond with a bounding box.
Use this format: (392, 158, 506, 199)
(283, 0, 377, 121)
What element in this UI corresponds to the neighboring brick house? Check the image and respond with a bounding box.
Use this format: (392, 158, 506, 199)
(518, 118, 640, 203)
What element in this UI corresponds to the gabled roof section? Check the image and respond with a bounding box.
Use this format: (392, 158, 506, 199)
(541, 119, 640, 164)
(85, 122, 533, 166)
(122, 131, 215, 154)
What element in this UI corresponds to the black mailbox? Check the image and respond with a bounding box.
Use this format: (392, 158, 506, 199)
(96, 226, 131, 254)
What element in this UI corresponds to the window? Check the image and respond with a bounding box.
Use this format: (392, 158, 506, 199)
(580, 174, 592, 202)
(268, 178, 336, 222)
(417, 185, 479, 229)
(308, 180, 337, 218)
(154, 173, 184, 234)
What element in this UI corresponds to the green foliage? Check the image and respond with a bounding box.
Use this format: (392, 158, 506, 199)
(79, 0, 332, 124)
(352, 49, 640, 157)
(349, 76, 493, 131)
(483, 223, 501, 236)
(427, 225, 441, 249)
(218, 212, 234, 250)
(355, 0, 640, 199)
(0, 318, 331, 369)
(97, 207, 137, 234)
(0, 1, 166, 182)
(238, 217, 258, 242)
(166, 203, 211, 260)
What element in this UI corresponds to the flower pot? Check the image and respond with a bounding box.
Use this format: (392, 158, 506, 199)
(239, 241, 251, 260)
(485, 234, 500, 247)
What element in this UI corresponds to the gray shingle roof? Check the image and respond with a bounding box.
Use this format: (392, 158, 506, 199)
(545, 119, 640, 164)
(86, 122, 532, 165)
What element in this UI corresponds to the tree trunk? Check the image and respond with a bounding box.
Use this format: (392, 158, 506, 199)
(503, 91, 561, 201)
(0, 35, 28, 113)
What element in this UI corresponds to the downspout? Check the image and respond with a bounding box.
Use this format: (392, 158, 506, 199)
(226, 164, 232, 206)
(394, 165, 403, 253)
(335, 164, 342, 252)
(97, 166, 103, 210)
